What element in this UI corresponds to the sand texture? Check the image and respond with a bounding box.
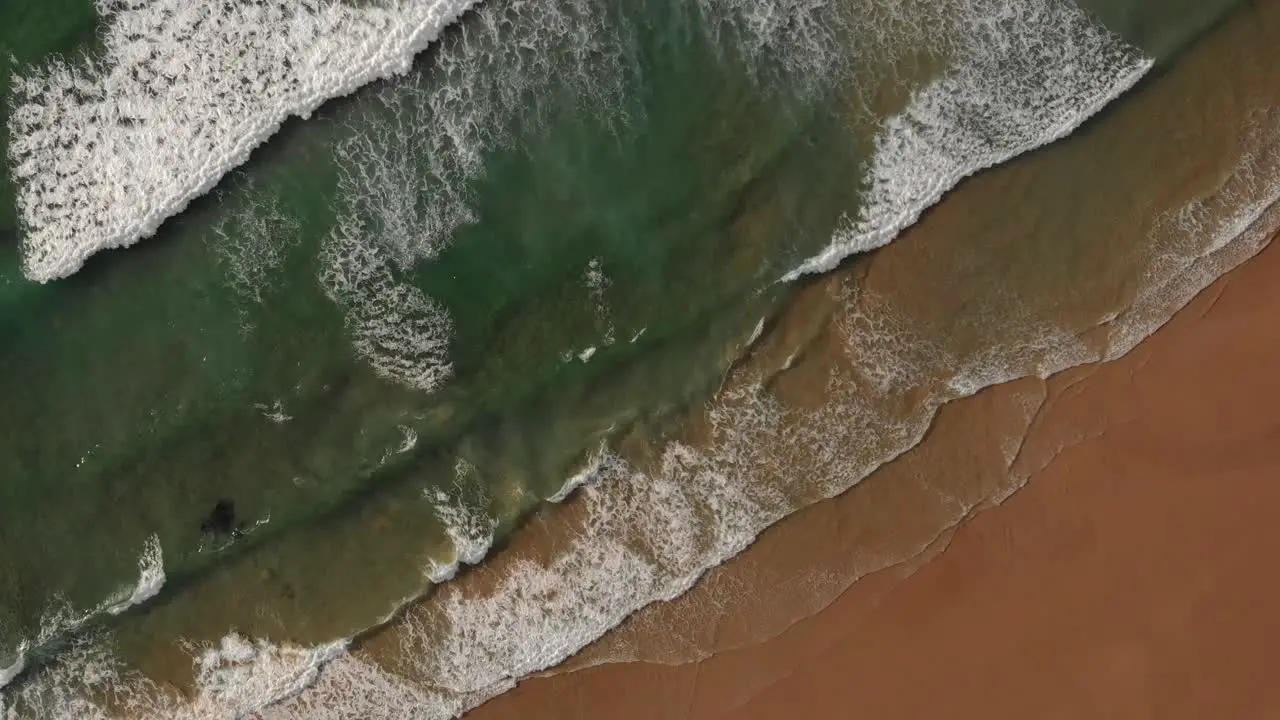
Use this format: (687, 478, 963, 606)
(466, 229, 1280, 719)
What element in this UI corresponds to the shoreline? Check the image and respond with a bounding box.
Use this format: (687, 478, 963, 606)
(3, 0, 1277, 716)
(461, 1, 1280, 714)
(464, 228, 1280, 719)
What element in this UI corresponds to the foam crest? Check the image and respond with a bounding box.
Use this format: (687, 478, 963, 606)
(319, 218, 455, 393)
(8, 0, 479, 282)
(104, 535, 165, 617)
(263, 120, 1280, 719)
(424, 460, 498, 583)
(547, 446, 610, 503)
(8, 163, 1277, 717)
(0, 646, 26, 694)
(317, 0, 627, 390)
(784, 0, 1153, 280)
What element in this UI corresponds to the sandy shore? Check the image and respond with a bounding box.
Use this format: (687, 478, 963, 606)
(468, 213, 1280, 717)
(458, 2, 1280, 716)
(466, 222, 1280, 719)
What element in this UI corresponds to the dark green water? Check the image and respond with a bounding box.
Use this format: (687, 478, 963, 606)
(0, 0, 1251, 711)
(0, 0, 876, 676)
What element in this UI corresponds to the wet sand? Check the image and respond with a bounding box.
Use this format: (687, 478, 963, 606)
(456, 2, 1280, 716)
(465, 225, 1280, 719)
(12, 0, 1268, 713)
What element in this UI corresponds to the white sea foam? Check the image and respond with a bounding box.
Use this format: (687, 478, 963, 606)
(9, 146, 1277, 719)
(398, 426, 421, 454)
(209, 184, 301, 310)
(8, 5, 1276, 720)
(548, 445, 613, 503)
(584, 258, 616, 346)
(424, 460, 498, 583)
(316, 0, 628, 392)
(695, 0, 858, 93)
(1102, 109, 1280, 361)
(0, 537, 166, 703)
(745, 317, 766, 347)
(319, 227, 456, 393)
(254, 400, 293, 424)
(104, 536, 165, 617)
(783, 0, 1153, 280)
(0, 645, 26, 693)
(7, 0, 481, 282)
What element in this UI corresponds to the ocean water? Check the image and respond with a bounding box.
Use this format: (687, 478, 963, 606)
(0, 0, 1273, 717)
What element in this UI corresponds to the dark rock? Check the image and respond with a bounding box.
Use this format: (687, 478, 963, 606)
(200, 499, 236, 537)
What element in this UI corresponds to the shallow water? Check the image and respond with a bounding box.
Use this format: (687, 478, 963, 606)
(1, 0, 873, 677)
(0, 0, 1269, 716)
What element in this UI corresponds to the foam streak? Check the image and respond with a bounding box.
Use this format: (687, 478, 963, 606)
(784, 0, 1153, 280)
(8, 0, 478, 282)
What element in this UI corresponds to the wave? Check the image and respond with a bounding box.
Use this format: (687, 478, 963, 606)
(0, 645, 26, 693)
(547, 445, 612, 504)
(783, 0, 1153, 280)
(263, 106, 1280, 720)
(424, 460, 499, 583)
(315, 0, 630, 390)
(5, 2, 1273, 718)
(0, 535, 164, 695)
(9, 103, 1276, 719)
(7, 0, 478, 282)
(103, 536, 166, 617)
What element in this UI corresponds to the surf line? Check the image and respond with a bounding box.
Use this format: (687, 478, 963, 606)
(9, 0, 484, 283)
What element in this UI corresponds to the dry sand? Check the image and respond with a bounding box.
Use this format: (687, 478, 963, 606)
(459, 2, 1280, 716)
(281, 2, 1280, 717)
(465, 235, 1280, 718)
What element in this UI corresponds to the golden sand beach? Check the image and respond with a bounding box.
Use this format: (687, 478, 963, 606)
(460, 1, 1280, 717)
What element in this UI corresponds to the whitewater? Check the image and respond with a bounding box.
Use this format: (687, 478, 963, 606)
(0, 535, 165, 695)
(6, 135, 1277, 718)
(9, 0, 1276, 718)
(7, 0, 478, 282)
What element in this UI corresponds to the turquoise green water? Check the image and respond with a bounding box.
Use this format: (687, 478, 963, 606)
(0, 0, 1252, 709)
(0, 0, 876, 676)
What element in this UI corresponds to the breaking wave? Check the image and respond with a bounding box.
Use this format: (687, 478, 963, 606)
(784, 0, 1153, 279)
(103, 536, 166, 618)
(424, 460, 499, 583)
(8, 105, 1276, 719)
(8, 0, 478, 282)
(315, 0, 629, 391)
(0, 648, 25, 695)
(6, 1, 1269, 718)
(0, 535, 165, 695)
